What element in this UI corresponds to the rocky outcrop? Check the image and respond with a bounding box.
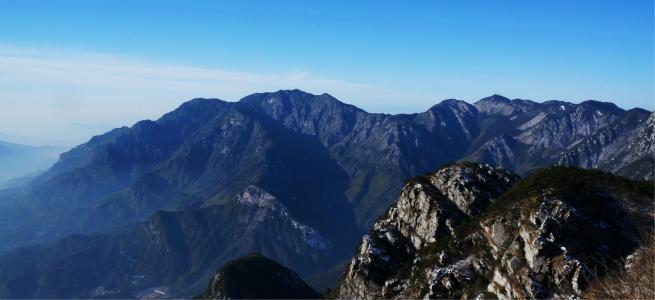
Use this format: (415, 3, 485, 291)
(336, 163, 650, 299)
(480, 189, 638, 299)
(336, 163, 519, 299)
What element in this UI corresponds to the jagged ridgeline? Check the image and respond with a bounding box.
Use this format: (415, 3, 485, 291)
(335, 163, 653, 299)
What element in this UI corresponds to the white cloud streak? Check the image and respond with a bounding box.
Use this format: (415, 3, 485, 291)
(0, 46, 374, 100)
(0, 45, 409, 145)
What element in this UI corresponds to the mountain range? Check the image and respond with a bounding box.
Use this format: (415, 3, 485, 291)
(0, 90, 651, 298)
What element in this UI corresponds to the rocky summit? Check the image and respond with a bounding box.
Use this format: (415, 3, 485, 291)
(335, 162, 653, 299)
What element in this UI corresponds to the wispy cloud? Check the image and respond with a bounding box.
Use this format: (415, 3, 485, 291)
(0, 44, 375, 101)
(0, 44, 411, 145)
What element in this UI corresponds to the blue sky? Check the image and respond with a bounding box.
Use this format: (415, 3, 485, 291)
(0, 0, 653, 145)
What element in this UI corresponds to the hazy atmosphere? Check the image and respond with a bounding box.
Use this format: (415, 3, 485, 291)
(1, 0, 652, 145)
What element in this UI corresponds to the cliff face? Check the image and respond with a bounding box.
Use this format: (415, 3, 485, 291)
(336, 163, 652, 299)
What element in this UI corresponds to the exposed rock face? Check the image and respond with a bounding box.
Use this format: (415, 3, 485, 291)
(428, 163, 518, 216)
(337, 163, 519, 299)
(336, 163, 649, 299)
(480, 191, 638, 299)
(236, 186, 330, 250)
(201, 254, 320, 299)
(630, 112, 655, 157)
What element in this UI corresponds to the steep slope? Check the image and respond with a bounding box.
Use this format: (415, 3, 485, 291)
(557, 110, 654, 180)
(0, 96, 361, 255)
(0, 99, 234, 252)
(336, 163, 653, 299)
(199, 254, 320, 299)
(79, 104, 360, 249)
(0, 186, 339, 298)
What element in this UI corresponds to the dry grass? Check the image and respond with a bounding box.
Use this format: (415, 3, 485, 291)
(584, 234, 655, 299)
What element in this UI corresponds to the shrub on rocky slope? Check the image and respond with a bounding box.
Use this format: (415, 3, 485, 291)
(584, 229, 655, 299)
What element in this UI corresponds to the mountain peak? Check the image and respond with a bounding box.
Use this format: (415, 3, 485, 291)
(272, 88, 315, 96)
(425, 99, 475, 114)
(241, 89, 318, 101)
(177, 97, 227, 109)
(239, 89, 355, 109)
(474, 94, 536, 116)
(434, 98, 469, 106)
(158, 97, 230, 123)
(578, 100, 623, 113)
(478, 94, 511, 103)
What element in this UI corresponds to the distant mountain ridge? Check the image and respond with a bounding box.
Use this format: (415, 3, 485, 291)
(0, 140, 65, 186)
(0, 90, 651, 298)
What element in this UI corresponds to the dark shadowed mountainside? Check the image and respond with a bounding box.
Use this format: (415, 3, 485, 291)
(199, 254, 320, 299)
